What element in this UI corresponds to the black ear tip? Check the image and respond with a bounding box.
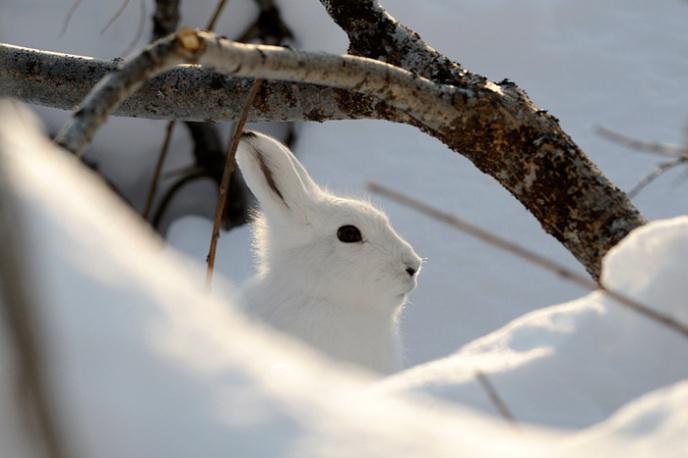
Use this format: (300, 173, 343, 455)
(241, 130, 257, 139)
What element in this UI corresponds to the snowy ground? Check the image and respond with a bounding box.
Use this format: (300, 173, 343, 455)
(1, 103, 687, 456)
(1, 1, 688, 453)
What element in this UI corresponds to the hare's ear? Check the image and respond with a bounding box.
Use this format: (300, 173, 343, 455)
(236, 131, 320, 219)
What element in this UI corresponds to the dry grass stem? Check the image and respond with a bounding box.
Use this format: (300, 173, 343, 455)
(206, 78, 263, 286)
(598, 127, 685, 158)
(206, 0, 230, 31)
(59, 0, 84, 37)
(368, 182, 688, 340)
(143, 120, 176, 219)
(628, 158, 686, 199)
(598, 126, 688, 198)
(143, 0, 230, 223)
(475, 371, 518, 428)
(121, 0, 148, 57)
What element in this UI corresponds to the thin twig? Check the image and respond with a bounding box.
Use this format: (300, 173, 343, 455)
(143, 120, 176, 219)
(368, 182, 688, 340)
(121, 0, 148, 57)
(474, 371, 518, 428)
(142, 0, 181, 223)
(206, 0, 230, 31)
(152, 170, 207, 228)
(163, 164, 201, 179)
(101, 0, 132, 34)
(206, 78, 263, 286)
(598, 127, 688, 198)
(54, 30, 455, 159)
(628, 158, 687, 199)
(144, 0, 230, 223)
(597, 127, 684, 159)
(59, 0, 83, 38)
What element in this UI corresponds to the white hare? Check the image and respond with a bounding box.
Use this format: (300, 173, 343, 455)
(236, 131, 421, 374)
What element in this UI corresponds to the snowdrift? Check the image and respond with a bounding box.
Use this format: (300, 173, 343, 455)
(383, 217, 688, 429)
(1, 103, 687, 456)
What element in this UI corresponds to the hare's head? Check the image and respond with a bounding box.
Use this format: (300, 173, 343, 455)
(236, 131, 421, 311)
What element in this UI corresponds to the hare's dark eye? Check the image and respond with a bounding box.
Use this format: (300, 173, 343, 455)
(337, 225, 362, 243)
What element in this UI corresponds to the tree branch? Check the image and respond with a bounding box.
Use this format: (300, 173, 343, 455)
(54, 31, 195, 156)
(319, 0, 469, 85)
(319, 0, 645, 279)
(0, 43, 392, 123)
(153, 0, 181, 39)
(53, 29, 454, 156)
(143, 0, 181, 221)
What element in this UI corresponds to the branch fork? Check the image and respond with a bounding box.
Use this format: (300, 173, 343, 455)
(20, 0, 644, 278)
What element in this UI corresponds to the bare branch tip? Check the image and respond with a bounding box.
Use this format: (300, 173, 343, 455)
(367, 181, 381, 192)
(176, 27, 203, 53)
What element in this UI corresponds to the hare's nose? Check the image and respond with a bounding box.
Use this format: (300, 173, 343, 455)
(405, 260, 421, 277)
(404, 255, 422, 277)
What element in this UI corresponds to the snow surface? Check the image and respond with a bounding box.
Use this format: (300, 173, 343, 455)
(381, 217, 688, 428)
(1, 102, 688, 457)
(2, 1, 688, 452)
(2, 0, 687, 366)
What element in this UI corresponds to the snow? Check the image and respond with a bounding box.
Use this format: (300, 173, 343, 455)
(382, 217, 688, 428)
(1, 101, 688, 457)
(1, 0, 688, 454)
(0, 104, 551, 457)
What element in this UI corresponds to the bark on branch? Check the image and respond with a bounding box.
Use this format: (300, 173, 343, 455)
(0, 43, 391, 123)
(53, 29, 457, 155)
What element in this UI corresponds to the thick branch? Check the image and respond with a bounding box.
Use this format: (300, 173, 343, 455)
(3, 19, 645, 276)
(0, 43, 393, 123)
(319, 0, 470, 85)
(153, 0, 181, 39)
(54, 30, 459, 154)
(320, 0, 645, 279)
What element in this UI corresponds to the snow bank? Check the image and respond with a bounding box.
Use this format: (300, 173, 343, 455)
(382, 218, 688, 429)
(1, 100, 688, 456)
(0, 103, 541, 457)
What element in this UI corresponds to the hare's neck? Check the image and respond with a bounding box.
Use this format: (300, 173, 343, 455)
(243, 272, 403, 374)
(250, 268, 400, 317)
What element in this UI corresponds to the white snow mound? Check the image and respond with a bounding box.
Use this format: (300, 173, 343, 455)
(1, 102, 687, 456)
(383, 218, 688, 429)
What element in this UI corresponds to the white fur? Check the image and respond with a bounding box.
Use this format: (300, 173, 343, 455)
(236, 132, 422, 374)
